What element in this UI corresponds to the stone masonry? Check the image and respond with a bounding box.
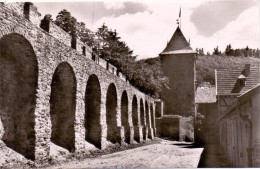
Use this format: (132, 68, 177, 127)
(156, 26, 196, 141)
(0, 2, 156, 162)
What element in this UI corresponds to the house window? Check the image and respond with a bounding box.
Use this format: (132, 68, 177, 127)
(239, 79, 245, 86)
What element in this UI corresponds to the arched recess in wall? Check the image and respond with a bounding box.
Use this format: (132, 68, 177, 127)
(150, 103, 155, 133)
(49, 62, 76, 152)
(145, 101, 150, 128)
(132, 95, 139, 142)
(132, 95, 138, 127)
(0, 33, 38, 160)
(121, 90, 130, 143)
(145, 101, 151, 138)
(85, 74, 101, 148)
(140, 98, 146, 140)
(106, 83, 120, 144)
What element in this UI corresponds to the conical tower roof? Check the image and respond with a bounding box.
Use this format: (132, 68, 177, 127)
(160, 26, 195, 55)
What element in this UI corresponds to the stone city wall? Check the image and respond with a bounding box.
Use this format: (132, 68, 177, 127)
(0, 2, 156, 163)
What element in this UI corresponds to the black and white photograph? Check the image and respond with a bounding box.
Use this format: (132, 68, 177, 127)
(0, 0, 259, 168)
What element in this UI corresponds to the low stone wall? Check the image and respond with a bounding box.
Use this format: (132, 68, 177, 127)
(156, 115, 194, 141)
(156, 116, 180, 139)
(179, 117, 194, 142)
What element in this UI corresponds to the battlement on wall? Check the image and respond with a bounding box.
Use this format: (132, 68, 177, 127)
(1, 2, 128, 82)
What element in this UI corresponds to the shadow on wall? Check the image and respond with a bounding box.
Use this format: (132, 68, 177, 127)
(49, 62, 77, 152)
(85, 74, 102, 149)
(0, 33, 38, 160)
(197, 144, 227, 168)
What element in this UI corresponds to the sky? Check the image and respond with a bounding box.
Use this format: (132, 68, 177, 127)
(33, 0, 260, 59)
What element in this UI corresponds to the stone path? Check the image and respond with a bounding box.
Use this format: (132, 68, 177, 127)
(46, 139, 204, 168)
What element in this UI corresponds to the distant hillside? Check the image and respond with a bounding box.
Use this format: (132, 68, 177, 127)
(140, 56, 260, 92)
(196, 55, 260, 86)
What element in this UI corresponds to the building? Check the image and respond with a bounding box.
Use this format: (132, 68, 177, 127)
(195, 84, 218, 144)
(216, 64, 260, 167)
(160, 26, 197, 117)
(156, 26, 197, 141)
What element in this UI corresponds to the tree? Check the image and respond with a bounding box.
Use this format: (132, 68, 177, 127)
(225, 44, 234, 56)
(55, 9, 77, 36)
(76, 22, 96, 48)
(256, 49, 260, 58)
(95, 24, 136, 68)
(233, 49, 241, 57)
(213, 46, 221, 55)
(198, 48, 204, 55)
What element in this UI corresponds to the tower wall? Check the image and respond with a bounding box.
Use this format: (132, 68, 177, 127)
(160, 53, 196, 117)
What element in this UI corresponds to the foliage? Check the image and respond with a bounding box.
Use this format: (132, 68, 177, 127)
(55, 9, 77, 35)
(76, 22, 96, 48)
(196, 48, 204, 56)
(130, 58, 169, 97)
(224, 44, 260, 58)
(95, 24, 136, 70)
(52, 9, 260, 97)
(53, 9, 165, 97)
(196, 55, 260, 86)
(213, 46, 221, 55)
(225, 44, 233, 56)
(138, 55, 260, 93)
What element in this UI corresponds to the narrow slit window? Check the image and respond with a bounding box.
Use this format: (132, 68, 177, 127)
(82, 46, 86, 56)
(24, 2, 31, 20)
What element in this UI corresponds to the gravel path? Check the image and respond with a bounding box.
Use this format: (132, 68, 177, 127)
(47, 139, 204, 168)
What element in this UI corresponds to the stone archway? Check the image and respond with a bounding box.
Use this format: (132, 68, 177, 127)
(0, 33, 38, 160)
(145, 101, 151, 138)
(150, 103, 155, 134)
(106, 83, 120, 144)
(121, 91, 130, 143)
(140, 98, 146, 140)
(85, 74, 101, 148)
(49, 62, 76, 152)
(132, 95, 139, 142)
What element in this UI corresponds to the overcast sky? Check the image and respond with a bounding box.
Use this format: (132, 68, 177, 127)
(34, 0, 260, 59)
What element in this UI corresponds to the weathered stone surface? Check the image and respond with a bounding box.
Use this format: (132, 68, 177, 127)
(0, 2, 157, 165)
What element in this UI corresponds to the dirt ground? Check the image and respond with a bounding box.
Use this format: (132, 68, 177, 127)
(46, 139, 204, 169)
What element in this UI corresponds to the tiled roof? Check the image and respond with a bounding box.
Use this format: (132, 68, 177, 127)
(216, 65, 260, 95)
(195, 86, 216, 103)
(160, 26, 195, 55)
